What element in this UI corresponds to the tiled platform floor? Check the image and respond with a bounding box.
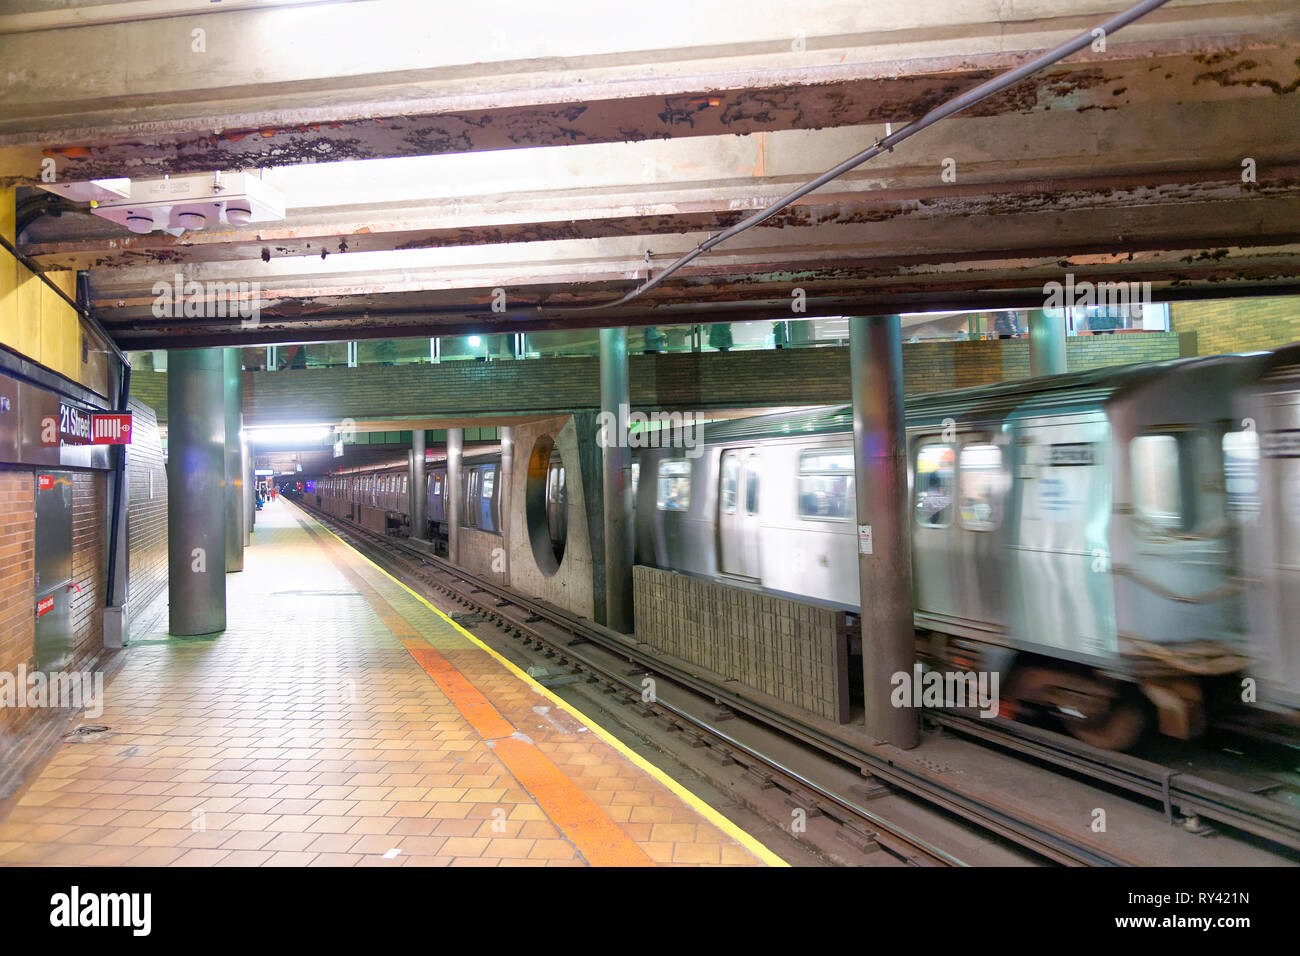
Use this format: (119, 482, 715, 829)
(0, 499, 780, 867)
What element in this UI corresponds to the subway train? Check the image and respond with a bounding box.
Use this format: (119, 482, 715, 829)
(310, 444, 567, 561)
(307, 349, 1300, 751)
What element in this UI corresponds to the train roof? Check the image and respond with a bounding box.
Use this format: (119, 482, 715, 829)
(689, 352, 1265, 443)
(1256, 340, 1300, 386)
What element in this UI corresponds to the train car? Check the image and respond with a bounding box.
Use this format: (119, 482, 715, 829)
(315, 448, 523, 558)
(1240, 343, 1300, 716)
(633, 354, 1270, 750)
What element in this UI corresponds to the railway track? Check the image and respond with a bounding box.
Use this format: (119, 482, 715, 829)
(931, 710, 1300, 853)
(293, 504, 998, 866)
(296, 500, 1300, 866)
(297, 498, 1225, 866)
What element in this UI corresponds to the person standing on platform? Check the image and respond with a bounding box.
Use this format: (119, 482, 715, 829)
(708, 322, 733, 352)
(643, 326, 665, 354)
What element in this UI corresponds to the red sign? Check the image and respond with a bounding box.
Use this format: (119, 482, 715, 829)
(38, 474, 54, 490)
(90, 413, 133, 445)
(36, 595, 54, 617)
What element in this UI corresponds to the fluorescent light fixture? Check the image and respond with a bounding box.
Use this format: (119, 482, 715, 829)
(246, 425, 332, 444)
(468, 335, 481, 347)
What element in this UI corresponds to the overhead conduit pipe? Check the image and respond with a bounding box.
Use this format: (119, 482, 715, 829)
(567, 0, 1175, 312)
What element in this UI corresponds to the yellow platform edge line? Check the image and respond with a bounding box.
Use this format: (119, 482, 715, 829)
(296, 504, 788, 868)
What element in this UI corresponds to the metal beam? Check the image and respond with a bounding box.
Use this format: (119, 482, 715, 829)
(599, 328, 633, 634)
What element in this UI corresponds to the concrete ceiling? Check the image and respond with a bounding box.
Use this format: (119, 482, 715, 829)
(4, 0, 1300, 349)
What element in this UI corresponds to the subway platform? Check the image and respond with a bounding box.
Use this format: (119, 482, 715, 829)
(0, 499, 781, 867)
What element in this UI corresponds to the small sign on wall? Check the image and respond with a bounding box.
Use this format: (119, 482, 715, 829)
(858, 524, 873, 555)
(90, 413, 133, 445)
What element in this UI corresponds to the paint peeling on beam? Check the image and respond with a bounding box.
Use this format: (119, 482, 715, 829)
(22, 63, 1150, 182)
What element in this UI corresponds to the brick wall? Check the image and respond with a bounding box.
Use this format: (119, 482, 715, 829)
(125, 399, 168, 625)
(0, 468, 36, 747)
(135, 332, 1187, 426)
(131, 370, 168, 421)
(1171, 296, 1300, 357)
(634, 565, 851, 723)
(0, 467, 104, 788)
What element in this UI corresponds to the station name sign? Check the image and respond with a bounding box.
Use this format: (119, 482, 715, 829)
(43, 405, 133, 446)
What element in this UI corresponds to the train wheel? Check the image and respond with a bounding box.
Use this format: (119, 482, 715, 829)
(1062, 688, 1148, 752)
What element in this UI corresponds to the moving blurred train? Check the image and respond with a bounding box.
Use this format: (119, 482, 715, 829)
(307, 348, 1300, 751)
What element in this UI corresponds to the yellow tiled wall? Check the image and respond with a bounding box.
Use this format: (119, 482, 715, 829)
(1170, 296, 1300, 357)
(0, 185, 109, 394)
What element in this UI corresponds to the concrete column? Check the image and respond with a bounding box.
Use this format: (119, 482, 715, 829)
(222, 348, 244, 572)
(600, 327, 634, 634)
(1028, 309, 1067, 377)
(446, 428, 462, 563)
(850, 315, 918, 749)
(411, 429, 427, 540)
(499, 426, 514, 583)
(167, 349, 227, 636)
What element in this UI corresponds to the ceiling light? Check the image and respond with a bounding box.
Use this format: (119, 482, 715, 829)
(36, 170, 285, 236)
(177, 210, 207, 230)
(124, 212, 154, 234)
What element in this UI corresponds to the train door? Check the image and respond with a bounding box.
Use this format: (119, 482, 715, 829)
(1124, 426, 1236, 646)
(718, 448, 761, 579)
(1009, 414, 1115, 659)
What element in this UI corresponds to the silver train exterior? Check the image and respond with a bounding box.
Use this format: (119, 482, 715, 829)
(1240, 343, 1300, 715)
(632, 354, 1277, 750)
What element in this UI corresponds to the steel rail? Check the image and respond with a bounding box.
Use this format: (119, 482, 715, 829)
(295, 498, 1140, 865)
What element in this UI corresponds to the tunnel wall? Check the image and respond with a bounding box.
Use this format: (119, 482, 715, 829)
(124, 399, 168, 629)
(132, 332, 1186, 426)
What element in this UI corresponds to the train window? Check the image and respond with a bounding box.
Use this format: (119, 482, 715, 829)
(720, 456, 739, 514)
(464, 469, 480, 528)
(1223, 429, 1260, 524)
(481, 467, 499, 533)
(959, 444, 1005, 531)
(1131, 434, 1182, 531)
(744, 462, 760, 515)
(630, 462, 640, 501)
(798, 449, 854, 521)
(657, 459, 691, 511)
(915, 443, 955, 528)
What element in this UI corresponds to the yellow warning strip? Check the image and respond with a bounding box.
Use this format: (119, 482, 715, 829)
(293, 502, 787, 868)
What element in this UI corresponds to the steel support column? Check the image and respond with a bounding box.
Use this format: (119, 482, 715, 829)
(222, 348, 244, 572)
(850, 315, 919, 749)
(411, 428, 427, 540)
(1028, 309, 1067, 377)
(446, 428, 462, 563)
(600, 327, 634, 634)
(167, 348, 227, 636)
(499, 426, 514, 583)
